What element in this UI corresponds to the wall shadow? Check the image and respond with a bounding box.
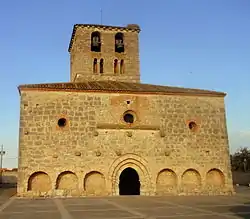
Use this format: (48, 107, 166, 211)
(0, 183, 17, 197)
(230, 202, 250, 219)
(2, 175, 17, 184)
(232, 171, 250, 186)
(230, 186, 250, 218)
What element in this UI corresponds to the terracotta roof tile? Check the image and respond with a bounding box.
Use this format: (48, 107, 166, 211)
(18, 81, 226, 97)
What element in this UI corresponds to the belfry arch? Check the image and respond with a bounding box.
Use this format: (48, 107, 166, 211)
(108, 154, 152, 196)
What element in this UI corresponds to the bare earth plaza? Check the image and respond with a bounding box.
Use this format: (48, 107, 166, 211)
(0, 23, 245, 218)
(0, 187, 249, 218)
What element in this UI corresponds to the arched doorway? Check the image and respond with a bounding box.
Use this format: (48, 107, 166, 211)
(119, 167, 140, 195)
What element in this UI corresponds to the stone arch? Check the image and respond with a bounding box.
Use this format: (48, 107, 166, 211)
(108, 153, 151, 195)
(206, 168, 225, 187)
(91, 31, 101, 52)
(156, 169, 177, 195)
(56, 171, 78, 191)
(115, 32, 124, 53)
(27, 171, 51, 192)
(84, 171, 106, 196)
(181, 169, 201, 192)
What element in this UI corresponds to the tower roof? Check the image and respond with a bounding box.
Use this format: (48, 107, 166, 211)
(68, 24, 141, 52)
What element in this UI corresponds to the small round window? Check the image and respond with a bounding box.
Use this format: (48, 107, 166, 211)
(58, 118, 67, 127)
(188, 121, 197, 131)
(123, 112, 135, 124)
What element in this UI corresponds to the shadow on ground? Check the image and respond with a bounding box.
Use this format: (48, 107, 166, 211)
(230, 202, 250, 219)
(0, 183, 17, 197)
(230, 186, 250, 218)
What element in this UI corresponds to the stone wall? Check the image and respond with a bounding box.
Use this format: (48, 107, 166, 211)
(1, 171, 17, 184)
(17, 90, 234, 197)
(70, 26, 140, 83)
(232, 171, 250, 186)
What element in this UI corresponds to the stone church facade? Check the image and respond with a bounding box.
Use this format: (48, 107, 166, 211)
(17, 24, 234, 197)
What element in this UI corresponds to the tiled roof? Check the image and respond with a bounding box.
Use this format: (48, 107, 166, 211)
(68, 24, 141, 52)
(18, 81, 226, 97)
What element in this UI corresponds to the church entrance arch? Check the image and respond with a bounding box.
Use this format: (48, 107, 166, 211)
(119, 167, 140, 195)
(108, 154, 151, 196)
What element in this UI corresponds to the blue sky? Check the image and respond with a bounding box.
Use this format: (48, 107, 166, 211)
(0, 0, 249, 168)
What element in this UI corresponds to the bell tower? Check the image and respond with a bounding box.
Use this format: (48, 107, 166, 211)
(68, 24, 141, 83)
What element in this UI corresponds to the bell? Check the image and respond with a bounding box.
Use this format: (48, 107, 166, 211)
(116, 39, 124, 48)
(92, 36, 100, 47)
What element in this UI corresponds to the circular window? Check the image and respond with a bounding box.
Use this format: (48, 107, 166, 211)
(188, 121, 197, 131)
(123, 112, 134, 124)
(58, 118, 67, 127)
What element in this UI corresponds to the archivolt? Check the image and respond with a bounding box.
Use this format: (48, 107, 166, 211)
(108, 154, 151, 195)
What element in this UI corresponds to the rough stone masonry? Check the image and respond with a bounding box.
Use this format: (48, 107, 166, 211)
(17, 23, 234, 197)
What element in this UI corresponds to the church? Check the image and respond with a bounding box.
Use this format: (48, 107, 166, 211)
(17, 23, 234, 197)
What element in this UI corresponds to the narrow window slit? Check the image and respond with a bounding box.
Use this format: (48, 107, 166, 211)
(93, 58, 97, 73)
(100, 59, 104, 74)
(120, 59, 124, 74)
(114, 59, 118, 73)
